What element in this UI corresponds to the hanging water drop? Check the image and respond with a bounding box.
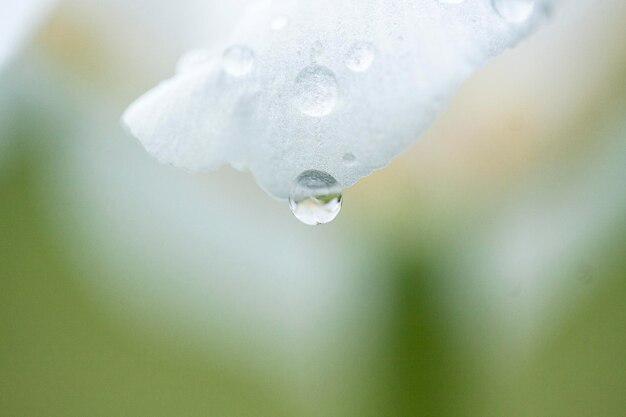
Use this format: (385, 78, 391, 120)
(289, 170, 343, 226)
(293, 64, 339, 117)
(222, 45, 255, 77)
(492, 0, 535, 23)
(344, 41, 376, 73)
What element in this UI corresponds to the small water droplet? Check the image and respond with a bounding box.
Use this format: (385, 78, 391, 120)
(344, 42, 376, 73)
(437, 0, 466, 4)
(492, 0, 535, 23)
(222, 45, 255, 77)
(293, 65, 339, 117)
(271, 15, 289, 30)
(310, 41, 324, 62)
(343, 153, 357, 166)
(289, 170, 343, 226)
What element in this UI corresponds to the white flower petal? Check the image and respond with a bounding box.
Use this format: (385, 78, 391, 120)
(124, 0, 552, 198)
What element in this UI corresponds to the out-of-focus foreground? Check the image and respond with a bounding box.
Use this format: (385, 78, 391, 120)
(1, 1, 625, 416)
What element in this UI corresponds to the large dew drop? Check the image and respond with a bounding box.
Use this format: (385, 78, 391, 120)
(222, 45, 255, 77)
(293, 64, 339, 117)
(492, 0, 535, 23)
(344, 41, 376, 73)
(289, 170, 343, 226)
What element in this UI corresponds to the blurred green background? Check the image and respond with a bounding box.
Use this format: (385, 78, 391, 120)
(1, 1, 625, 416)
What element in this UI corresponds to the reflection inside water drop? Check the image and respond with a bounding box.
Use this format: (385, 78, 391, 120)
(289, 170, 343, 226)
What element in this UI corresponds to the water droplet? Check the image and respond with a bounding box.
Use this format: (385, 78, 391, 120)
(310, 41, 325, 62)
(271, 15, 289, 31)
(289, 170, 343, 226)
(222, 45, 255, 77)
(437, 0, 466, 4)
(293, 65, 339, 117)
(343, 153, 357, 166)
(492, 0, 535, 23)
(344, 42, 376, 73)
